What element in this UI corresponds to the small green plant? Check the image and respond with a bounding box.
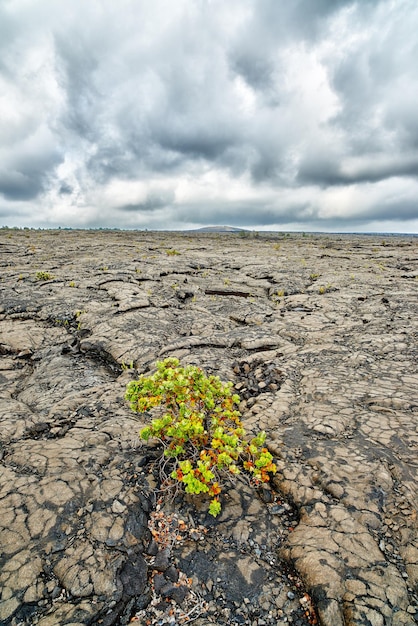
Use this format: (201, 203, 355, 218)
(318, 283, 333, 294)
(36, 271, 54, 281)
(126, 358, 276, 517)
(309, 273, 320, 281)
(69, 281, 76, 287)
(121, 360, 135, 371)
(55, 318, 69, 327)
(166, 249, 180, 256)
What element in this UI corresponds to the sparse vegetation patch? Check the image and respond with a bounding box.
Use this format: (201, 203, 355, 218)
(126, 358, 277, 517)
(35, 270, 54, 281)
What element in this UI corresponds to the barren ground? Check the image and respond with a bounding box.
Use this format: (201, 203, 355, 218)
(0, 229, 417, 626)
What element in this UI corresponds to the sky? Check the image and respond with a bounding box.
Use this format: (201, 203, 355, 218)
(1, 0, 418, 233)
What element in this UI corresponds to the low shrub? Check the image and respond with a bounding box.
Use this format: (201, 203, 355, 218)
(126, 358, 276, 516)
(35, 271, 54, 281)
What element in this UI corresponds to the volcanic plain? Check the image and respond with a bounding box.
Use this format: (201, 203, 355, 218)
(0, 229, 417, 626)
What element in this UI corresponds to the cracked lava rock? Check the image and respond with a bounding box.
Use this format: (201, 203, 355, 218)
(0, 229, 417, 625)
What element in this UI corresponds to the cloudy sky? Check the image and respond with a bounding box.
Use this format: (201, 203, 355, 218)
(1, 0, 418, 232)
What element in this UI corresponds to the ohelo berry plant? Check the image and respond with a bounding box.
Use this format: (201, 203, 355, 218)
(125, 358, 277, 517)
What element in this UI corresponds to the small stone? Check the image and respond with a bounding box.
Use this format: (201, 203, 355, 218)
(271, 505, 286, 515)
(17, 348, 33, 358)
(161, 583, 189, 605)
(120, 554, 148, 597)
(153, 548, 171, 572)
(287, 591, 295, 600)
(153, 573, 167, 594)
(145, 538, 159, 556)
(111, 499, 126, 513)
(164, 565, 179, 583)
(259, 486, 273, 503)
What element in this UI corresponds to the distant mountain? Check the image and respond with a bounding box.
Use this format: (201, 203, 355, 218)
(189, 225, 247, 233)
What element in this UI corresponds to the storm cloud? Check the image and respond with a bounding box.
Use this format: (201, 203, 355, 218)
(0, 0, 417, 232)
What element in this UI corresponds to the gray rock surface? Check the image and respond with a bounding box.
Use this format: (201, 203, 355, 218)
(0, 229, 417, 625)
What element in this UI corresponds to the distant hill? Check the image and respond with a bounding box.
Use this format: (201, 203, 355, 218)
(188, 225, 247, 233)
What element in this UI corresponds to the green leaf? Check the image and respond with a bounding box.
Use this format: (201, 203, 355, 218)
(209, 498, 221, 517)
(139, 426, 151, 440)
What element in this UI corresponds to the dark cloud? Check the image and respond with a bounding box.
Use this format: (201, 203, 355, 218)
(0, 170, 42, 201)
(231, 54, 274, 91)
(0, 0, 417, 232)
(55, 36, 101, 141)
(173, 196, 314, 228)
(0, 145, 62, 201)
(118, 190, 175, 213)
(364, 198, 418, 222)
(231, 0, 360, 62)
(156, 126, 235, 162)
(59, 183, 73, 195)
(298, 154, 418, 187)
(326, 2, 418, 156)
